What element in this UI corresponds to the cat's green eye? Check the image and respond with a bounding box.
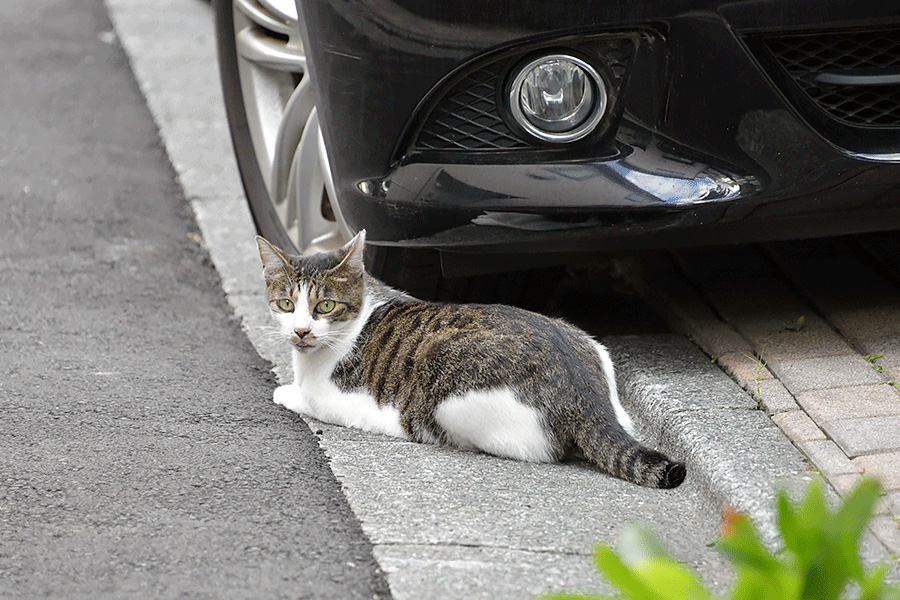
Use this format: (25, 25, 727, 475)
(277, 298, 294, 312)
(316, 299, 336, 314)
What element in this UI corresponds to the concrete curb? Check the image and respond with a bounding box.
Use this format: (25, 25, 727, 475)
(104, 0, 896, 595)
(607, 334, 814, 545)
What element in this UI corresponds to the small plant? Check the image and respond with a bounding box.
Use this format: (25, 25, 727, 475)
(784, 316, 807, 332)
(866, 354, 886, 374)
(542, 479, 900, 600)
(744, 354, 767, 405)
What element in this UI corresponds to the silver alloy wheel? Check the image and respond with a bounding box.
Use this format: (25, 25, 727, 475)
(232, 0, 349, 254)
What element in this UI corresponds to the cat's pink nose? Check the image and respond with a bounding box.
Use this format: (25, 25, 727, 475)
(294, 328, 310, 339)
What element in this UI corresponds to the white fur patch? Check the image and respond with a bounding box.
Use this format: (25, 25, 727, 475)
(303, 381, 406, 439)
(592, 341, 634, 435)
(275, 375, 406, 439)
(435, 387, 554, 462)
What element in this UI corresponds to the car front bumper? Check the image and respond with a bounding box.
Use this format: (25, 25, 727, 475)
(295, 0, 900, 254)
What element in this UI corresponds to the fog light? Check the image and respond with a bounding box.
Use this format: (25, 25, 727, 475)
(508, 54, 606, 143)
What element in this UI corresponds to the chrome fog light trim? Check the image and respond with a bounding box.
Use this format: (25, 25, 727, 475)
(508, 54, 607, 143)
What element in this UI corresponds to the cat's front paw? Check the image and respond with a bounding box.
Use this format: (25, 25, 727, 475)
(273, 384, 307, 414)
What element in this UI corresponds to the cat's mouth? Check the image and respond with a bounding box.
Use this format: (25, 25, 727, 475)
(290, 336, 316, 351)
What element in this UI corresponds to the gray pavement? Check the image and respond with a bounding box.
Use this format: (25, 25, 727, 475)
(0, 1, 389, 597)
(99, 0, 900, 598)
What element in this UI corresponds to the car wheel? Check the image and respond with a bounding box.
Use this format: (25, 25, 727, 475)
(215, 0, 350, 255)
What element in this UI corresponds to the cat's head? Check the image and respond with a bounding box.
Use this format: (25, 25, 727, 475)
(256, 231, 367, 355)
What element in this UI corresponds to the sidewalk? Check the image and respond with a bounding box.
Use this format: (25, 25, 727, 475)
(625, 239, 900, 556)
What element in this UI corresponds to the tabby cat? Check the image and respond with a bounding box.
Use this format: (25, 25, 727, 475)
(257, 232, 686, 489)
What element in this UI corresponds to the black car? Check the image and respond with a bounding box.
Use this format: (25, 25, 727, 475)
(215, 0, 900, 292)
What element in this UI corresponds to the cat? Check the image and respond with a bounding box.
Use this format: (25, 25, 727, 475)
(256, 231, 686, 489)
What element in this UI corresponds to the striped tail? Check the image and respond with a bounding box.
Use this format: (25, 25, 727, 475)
(575, 425, 686, 489)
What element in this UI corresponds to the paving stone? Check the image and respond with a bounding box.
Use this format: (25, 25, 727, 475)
(829, 472, 864, 496)
(704, 280, 812, 338)
(755, 380, 799, 414)
(771, 253, 897, 300)
(796, 385, 900, 423)
(821, 416, 900, 458)
(716, 351, 773, 390)
(886, 491, 900, 515)
(882, 367, 900, 387)
(689, 324, 754, 361)
(607, 335, 759, 412)
(633, 257, 755, 363)
(771, 411, 826, 442)
(874, 496, 893, 517)
(828, 302, 900, 344)
(795, 439, 857, 478)
(870, 516, 900, 556)
(373, 545, 611, 600)
(752, 322, 855, 362)
(855, 232, 900, 279)
(852, 452, 900, 491)
(608, 335, 815, 547)
(858, 337, 900, 369)
(766, 355, 884, 393)
(191, 196, 262, 297)
(634, 256, 755, 359)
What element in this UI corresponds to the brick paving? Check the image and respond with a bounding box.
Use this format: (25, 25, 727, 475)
(625, 234, 900, 557)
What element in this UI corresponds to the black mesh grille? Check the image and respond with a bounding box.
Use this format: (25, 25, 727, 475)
(415, 65, 528, 151)
(765, 28, 900, 127)
(412, 37, 637, 152)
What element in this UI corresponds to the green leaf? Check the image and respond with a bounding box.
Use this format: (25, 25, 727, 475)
(617, 525, 670, 568)
(777, 486, 824, 578)
(831, 479, 882, 582)
(857, 564, 891, 600)
(729, 569, 801, 600)
(636, 560, 715, 600)
(777, 490, 804, 558)
(718, 513, 780, 575)
(593, 545, 655, 600)
(799, 554, 838, 600)
(797, 479, 828, 533)
(539, 594, 609, 600)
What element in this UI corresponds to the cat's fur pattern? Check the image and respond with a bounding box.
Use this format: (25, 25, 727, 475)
(257, 232, 686, 489)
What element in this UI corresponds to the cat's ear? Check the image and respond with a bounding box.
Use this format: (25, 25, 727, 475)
(334, 229, 366, 273)
(256, 236, 291, 279)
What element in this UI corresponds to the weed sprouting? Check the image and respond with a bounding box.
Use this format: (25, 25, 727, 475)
(784, 316, 806, 332)
(865, 354, 886, 374)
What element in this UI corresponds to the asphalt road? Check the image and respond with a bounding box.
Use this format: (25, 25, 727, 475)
(0, 1, 389, 597)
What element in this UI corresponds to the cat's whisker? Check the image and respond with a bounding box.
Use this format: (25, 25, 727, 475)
(255, 327, 289, 343)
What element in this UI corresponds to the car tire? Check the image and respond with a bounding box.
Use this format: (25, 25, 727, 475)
(215, 0, 348, 256)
